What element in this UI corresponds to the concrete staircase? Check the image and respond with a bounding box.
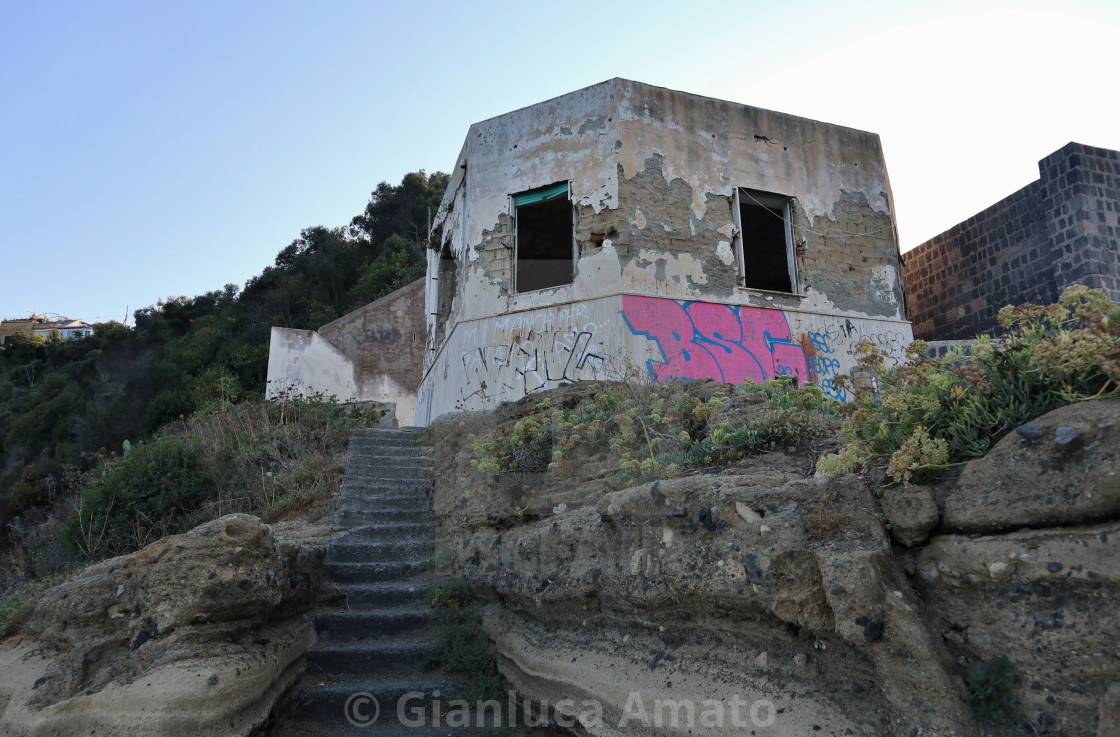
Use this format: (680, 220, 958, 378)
(270, 427, 460, 737)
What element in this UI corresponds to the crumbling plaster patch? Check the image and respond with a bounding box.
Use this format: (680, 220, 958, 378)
(716, 240, 735, 266)
(461, 85, 622, 250)
(796, 189, 904, 319)
(612, 80, 893, 229)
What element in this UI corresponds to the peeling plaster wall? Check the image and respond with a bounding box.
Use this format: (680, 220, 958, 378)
(266, 279, 425, 425)
(420, 79, 912, 424)
(416, 296, 911, 425)
(267, 327, 361, 401)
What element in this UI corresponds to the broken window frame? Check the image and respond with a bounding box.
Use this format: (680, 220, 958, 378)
(511, 181, 576, 294)
(732, 188, 799, 294)
(433, 243, 457, 347)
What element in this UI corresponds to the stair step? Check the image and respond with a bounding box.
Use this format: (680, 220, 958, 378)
(347, 435, 425, 448)
(340, 465, 427, 477)
(336, 495, 428, 507)
(335, 488, 428, 501)
(352, 427, 424, 436)
(347, 441, 431, 452)
(345, 460, 430, 472)
(320, 581, 435, 608)
(341, 469, 429, 481)
(323, 561, 429, 584)
(336, 479, 427, 490)
(327, 540, 434, 563)
(335, 502, 430, 517)
(334, 510, 430, 528)
(279, 675, 461, 725)
(348, 438, 431, 449)
(334, 496, 428, 509)
(336, 482, 430, 495)
(316, 608, 435, 640)
(307, 636, 438, 675)
(333, 524, 435, 543)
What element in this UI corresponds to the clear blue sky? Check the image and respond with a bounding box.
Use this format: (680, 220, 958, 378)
(2, 0, 1117, 324)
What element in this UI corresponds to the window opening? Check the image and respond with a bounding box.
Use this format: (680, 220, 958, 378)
(434, 245, 457, 346)
(734, 189, 796, 293)
(514, 182, 573, 293)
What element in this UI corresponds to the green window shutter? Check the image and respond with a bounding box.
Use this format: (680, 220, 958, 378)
(513, 182, 569, 207)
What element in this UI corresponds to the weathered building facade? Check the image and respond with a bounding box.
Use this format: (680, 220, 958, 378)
(417, 79, 913, 425)
(904, 142, 1120, 340)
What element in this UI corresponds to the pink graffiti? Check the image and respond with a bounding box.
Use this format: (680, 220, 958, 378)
(622, 295, 810, 385)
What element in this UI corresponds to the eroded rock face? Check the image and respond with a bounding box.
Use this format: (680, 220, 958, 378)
(944, 399, 1120, 533)
(0, 514, 323, 737)
(430, 392, 1120, 737)
(916, 523, 1119, 736)
(447, 473, 974, 736)
(881, 484, 939, 546)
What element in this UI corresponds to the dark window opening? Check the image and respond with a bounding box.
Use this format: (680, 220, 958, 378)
(514, 182, 573, 293)
(434, 246, 457, 346)
(737, 190, 795, 293)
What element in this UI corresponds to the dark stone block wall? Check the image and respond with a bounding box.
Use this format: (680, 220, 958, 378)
(903, 143, 1120, 340)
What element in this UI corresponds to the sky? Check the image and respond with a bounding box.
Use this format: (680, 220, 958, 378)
(1, 0, 1118, 324)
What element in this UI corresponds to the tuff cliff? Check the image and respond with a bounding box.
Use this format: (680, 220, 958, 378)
(425, 387, 1120, 737)
(0, 514, 328, 737)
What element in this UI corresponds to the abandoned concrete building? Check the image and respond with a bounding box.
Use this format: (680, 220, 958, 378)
(904, 142, 1120, 341)
(415, 79, 912, 425)
(268, 79, 915, 425)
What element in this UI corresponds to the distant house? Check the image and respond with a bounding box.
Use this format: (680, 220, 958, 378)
(1, 314, 92, 345)
(32, 319, 93, 340)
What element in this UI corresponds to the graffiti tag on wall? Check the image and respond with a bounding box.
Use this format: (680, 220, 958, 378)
(456, 304, 608, 403)
(812, 319, 910, 368)
(804, 329, 847, 401)
(619, 295, 912, 401)
(621, 295, 811, 386)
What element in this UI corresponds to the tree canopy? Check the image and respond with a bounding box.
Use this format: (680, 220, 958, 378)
(0, 170, 447, 517)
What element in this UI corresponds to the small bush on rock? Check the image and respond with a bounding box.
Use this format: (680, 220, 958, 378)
(964, 655, 1023, 726)
(428, 579, 503, 702)
(469, 379, 842, 489)
(819, 285, 1120, 484)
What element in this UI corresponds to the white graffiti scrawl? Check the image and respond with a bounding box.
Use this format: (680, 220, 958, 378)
(458, 324, 607, 402)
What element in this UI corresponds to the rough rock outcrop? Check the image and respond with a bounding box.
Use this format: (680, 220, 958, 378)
(943, 399, 1120, 533)
(446, 473, 974, 736)
(0, 514, 323, 737)
(881, 484, 939, 546)
(916, 522, 1119, 736)
(430, 393, 1120, 737)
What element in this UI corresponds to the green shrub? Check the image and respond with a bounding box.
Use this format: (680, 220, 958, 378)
(818, 286, 1120, 484)
(469, 380, 841, 489)
(5, 466, 49, 511)
(140, 389, 199, 437)
(194, 366, 246, 408)
(62, 436, 212, 558)
(965, 655, 1022, 726)
(432, 547, 457, 570)
(427, 580, 503, 702)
